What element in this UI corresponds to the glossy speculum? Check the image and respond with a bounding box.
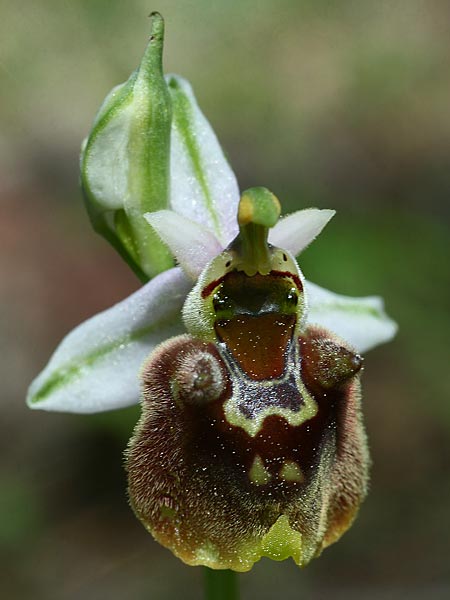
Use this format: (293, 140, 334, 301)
(213, 270, 300, 380)
(126, 188, 369, 571)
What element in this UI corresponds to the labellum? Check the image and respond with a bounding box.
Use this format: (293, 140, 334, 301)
(126, 188, 370, 572)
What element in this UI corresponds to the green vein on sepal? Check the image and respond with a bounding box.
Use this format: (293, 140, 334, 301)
(310, 301, 382, 319)
(125, 16, 173, 277)
(167, 76, 221, 238)
(84, 74, 137, 155)
(28, 313, 183, 405)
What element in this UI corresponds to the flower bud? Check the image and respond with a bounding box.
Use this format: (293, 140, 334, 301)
(80, 12, 173, 280)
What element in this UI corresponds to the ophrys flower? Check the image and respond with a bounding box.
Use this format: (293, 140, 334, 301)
(27, 13, 397, 572)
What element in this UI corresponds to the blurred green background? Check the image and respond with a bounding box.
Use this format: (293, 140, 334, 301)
(1, 0, 449, 598)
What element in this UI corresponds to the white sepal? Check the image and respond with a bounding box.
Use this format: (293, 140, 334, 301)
(166, 74, 240, 246)
(27, 268, 192, 413)
(305, 280, 398, 353)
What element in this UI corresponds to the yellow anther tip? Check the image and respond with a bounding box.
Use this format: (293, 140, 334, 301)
(238, 195, 255, 226)
(238, 187, 281, 228)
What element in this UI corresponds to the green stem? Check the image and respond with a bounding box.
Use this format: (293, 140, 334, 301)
(203, 568, 240, 600)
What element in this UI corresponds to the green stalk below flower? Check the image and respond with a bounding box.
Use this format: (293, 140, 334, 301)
(204, 568, 240, 600)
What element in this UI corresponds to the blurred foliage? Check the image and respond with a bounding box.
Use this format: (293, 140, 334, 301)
(1, 0, 449, 598)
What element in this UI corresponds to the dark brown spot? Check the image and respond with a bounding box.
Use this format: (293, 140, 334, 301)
(201, 269, 303, 299)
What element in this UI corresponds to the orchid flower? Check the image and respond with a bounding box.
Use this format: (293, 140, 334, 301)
(27, 14, 397, 573)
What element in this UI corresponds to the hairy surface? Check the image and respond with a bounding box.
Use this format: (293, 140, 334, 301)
(126, 325, 369, 571)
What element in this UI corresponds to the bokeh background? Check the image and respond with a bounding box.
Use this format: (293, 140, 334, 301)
(1, 1, 449, 598)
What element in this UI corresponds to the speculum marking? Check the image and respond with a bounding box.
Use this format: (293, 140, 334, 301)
(249, 455, 272, 485)
(279, 460, 304, 483)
